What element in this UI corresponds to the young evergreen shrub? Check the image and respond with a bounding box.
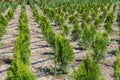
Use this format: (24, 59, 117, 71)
(7, 59, 36, 80)
(117, 11, 120, 27)
(0, 24, 5, 40)
(33, 9, 39, 22)
(29, 0, 35, 10)
(5, 8, 14, 20)
(71, 22, 82, 41)
(80, 21, 86, 30)
(64, 13, 69, 20)
(99, 15, 105, 23)
(104, 22, 113, 33)
(114, 51, 120, 80)
(82, 11, 88, 21)
(74, 51, 104, 80)
(39, 15, 55, 46)
(92, 32, 108, 62)
(91, 9, 97, 19)
(68, 8, 74, 15)
(54, 34, 74, 74)
(86, 16, 92, 23)
(102, 7, 107, 17)
(49, 8, 55, 21)
(43, 7, 50, 16)
(0, 14, 8, 26)
(82, 24, 96, 48)
(69, 14, 76, 24)
(55, 14, 64, 26)
(105, 13, 114, 24)
(39, 15, 50, 33)
(113, 4, 117, 12)
(46, 27, 55, 46)
(107, 3, 111, 10)
(94, 17, 100, 26)
(61, 23, 69, 36)
(59, 11, 64, 17)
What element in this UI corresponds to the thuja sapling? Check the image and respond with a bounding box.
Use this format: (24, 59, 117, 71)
(105, 12, 114, 24)
(0, 24, 5, 40)
(92, 32, 109, 62)
(94, 17, 100, 27)
(69, 14, 76, 24)
(43, 7, 50, 16)
(117, 11, 120, 27)
(5, 8, 14, 20)
(102, 7, 107, 17)
(0, 14, 8, 26)
(32, 9, 39, 22)
(49, 8, 55, 21)
(82, 11, 88, 21)
(86, 16, 92, 23)
(54, 34, 74, 74)
(71, 22, 82, 41)
(80, 21, 86, 30)
(74, 51, 105, 80)
(55, 14, 64, 26)
(61, 22, 69, 36)
(39, 15, 55, 46)
(104, 22, 113, 33)
(114, 51, 120, 80)
(81, 24, 96, 49)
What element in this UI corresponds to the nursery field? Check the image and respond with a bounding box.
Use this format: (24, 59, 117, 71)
(0, 0, 120, 80)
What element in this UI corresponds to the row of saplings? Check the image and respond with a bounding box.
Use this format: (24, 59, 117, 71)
(42, 1, 116, 36)
(0, 2, 17, 41)
(31, 2, 120, 80)
(7, 2, 36, 80)
(6, 2, 120, 80)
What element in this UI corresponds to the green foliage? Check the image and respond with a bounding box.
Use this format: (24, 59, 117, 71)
(61, 23, 69, 36)
(55, 14, 64, 26)
(71, 22, 82, 41)
(114, 51, 120, 80)
(80, 21, 86, 30)
(94, 17, 100, 27)
(117, 11, 120, 27)
(21, 1, 26, 10)
(7, 6, 36, 80)
(5, 8, 14, 20)
(0, 2, 9, 13)
(99, 15, 105, 23)
(92, 32, 108, 62)
(43, 7, 55, 21)
(39, 15, 55, 46)
(82, 24, 96, 48)
(29, 0, 35, 10)
(74, 51, 104, 80)
(102, 7, 107, 17)
(0, 14, 8, 26)
(82, 11, 88, 21)
(48, 8, 55, 21)
(69, 15, 77, 24)
(86, 16, 92, 23)
(105, 12, 114, 24)
(91, 9, 97, 19)
(0, 14, 8, 40)
(54, 34, 74, 74)
(32, 9, 39, 22)
(7, 51, 36, 80)
(0, 3, 16, 41)
(0, 24, 5, 40)
(104, 22, 113, 33)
